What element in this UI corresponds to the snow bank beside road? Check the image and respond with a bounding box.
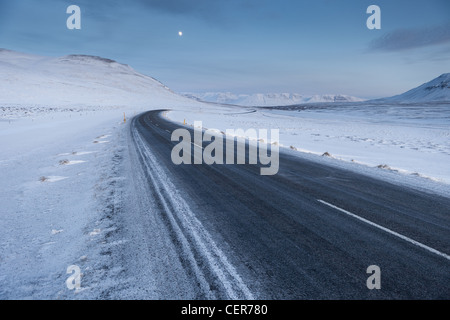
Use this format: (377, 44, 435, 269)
(0, 109, 129, 299)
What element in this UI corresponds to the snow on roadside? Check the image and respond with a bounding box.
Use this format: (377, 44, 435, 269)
(167, 103, 450, 197)
(0, 107, 130, 299)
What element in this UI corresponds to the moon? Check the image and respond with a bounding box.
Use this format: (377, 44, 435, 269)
(178, 31, 183, 37)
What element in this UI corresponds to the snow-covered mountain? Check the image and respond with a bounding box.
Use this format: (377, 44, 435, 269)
(0, 49, 193, 108)
(183, 92, 364, 106)
(381, 73, 450, 103)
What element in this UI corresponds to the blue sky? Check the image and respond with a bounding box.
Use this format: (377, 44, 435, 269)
(0, 0, 449, 98)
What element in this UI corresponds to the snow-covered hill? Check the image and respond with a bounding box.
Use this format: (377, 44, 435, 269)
(380, 73, 450, 103)
(0, 49, 194, 108)
(183, 92, 364, 106)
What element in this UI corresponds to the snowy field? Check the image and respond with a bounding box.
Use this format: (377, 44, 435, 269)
(168, 101, 450, 196)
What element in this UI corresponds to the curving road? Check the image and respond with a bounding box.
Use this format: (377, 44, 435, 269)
(124, 109, 450, 299)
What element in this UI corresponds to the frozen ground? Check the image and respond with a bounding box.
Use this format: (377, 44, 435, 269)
(168, 101, 450, 196)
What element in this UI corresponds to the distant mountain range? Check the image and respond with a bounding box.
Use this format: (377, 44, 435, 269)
(185, 73, 450, 106)
(183, 92, 364, 106)
(379, 73, 450, 103)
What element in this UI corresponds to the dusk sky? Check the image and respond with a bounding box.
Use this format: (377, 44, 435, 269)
(1, 0, 449, 98)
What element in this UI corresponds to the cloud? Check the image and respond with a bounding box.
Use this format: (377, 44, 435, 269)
(136, 0, 223, 18)
(134, 0, 267, 25)
(369, 22, 450, 51)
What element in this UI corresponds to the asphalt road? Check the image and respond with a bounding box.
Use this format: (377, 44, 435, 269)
(128, 109, 450, 299)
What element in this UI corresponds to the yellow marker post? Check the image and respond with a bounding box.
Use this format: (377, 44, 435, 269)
(123, 112, 126, 123)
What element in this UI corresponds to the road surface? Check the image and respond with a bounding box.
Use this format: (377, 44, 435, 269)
(122, 109, 449, 299)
